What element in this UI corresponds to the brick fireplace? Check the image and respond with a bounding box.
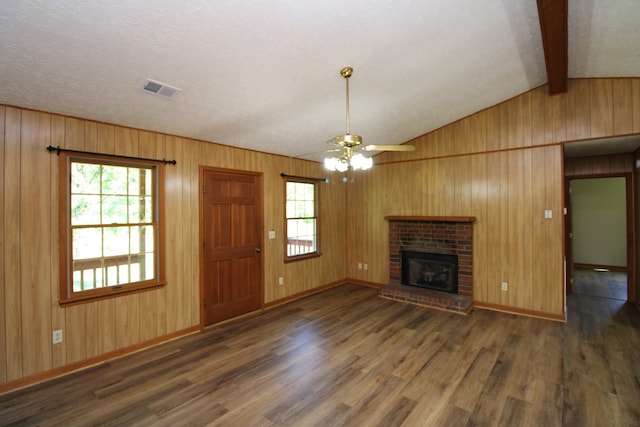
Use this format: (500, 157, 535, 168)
(378, 216, 474, 314)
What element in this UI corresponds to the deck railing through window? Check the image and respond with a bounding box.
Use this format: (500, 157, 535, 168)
(286, 238, 314, 256)
(73, 253, 148, 291)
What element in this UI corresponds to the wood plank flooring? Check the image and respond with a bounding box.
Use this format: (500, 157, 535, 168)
(0, 282, 639, 426)
(573, 267, 627, 301)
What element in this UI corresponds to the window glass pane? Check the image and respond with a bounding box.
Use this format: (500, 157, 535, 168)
(71, 163, 101, 194)
(72, 269, 83, 292)
(287, 218, 298, 239)
(143, 225, 154, 249)
(128, 196, 153, 223)
(128, 196, 141, 223)
(103, 226, 129, 257)
(286, 201, 295, 218)
(304, 184, 314, 200)
(145, 169, 153, 196)
(144, 253, 155, 281)
(71, 194, 101, 226)
(117, 264, 129, 285)
(128, 168, 141, 196)
(129, 225, 154, 253)
(73, 227, 102, 259)
(286, 218, 316, 256)
(304, 200, 315, 217)
(130, 225, 141, 253)
(143, 197, 152, 223)
(102, 195, 128, 224)
(102, 165, 128, 195)
(106, 265, 119, 286)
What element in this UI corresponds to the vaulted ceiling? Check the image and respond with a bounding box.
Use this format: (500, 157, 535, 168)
(1, 1, 639, 162)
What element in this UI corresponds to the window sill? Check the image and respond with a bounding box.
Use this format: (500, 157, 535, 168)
(59, 282, 166, 307)
(284, 252, 322, 264)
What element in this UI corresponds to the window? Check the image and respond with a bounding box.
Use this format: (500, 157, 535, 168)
(58, 152, 165, 304)
(284, 178, 319, 261)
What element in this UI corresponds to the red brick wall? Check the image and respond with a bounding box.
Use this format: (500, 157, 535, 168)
(389, 220, 473, 296)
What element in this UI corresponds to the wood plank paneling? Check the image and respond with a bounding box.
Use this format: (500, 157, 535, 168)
(353, 79, 639, 319)
(0, 106, 5, 383)
(1, 77, 638, 389)
(20, 110, 52, 376)
(613, 79, 633, 135)
(564, 153, 633, 176)
(590, 79, 614, 138)
(50, 115, 66, 368)
(569, 79, 591, 140)
(4, 107, 22, 382)
(0, 105, 347, 391)
(633, 80, 640, 133)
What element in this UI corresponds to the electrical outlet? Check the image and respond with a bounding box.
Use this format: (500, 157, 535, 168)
(278, 277, 284, 286)
(501, 282, 508, 291)
(52, 330, 63, 344)
(363, 263, 368, 271)
(358, 262, 362, 269)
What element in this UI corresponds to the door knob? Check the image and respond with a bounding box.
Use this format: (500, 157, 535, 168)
(255, 248, 261, 253)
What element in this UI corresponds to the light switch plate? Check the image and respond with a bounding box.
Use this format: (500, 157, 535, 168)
(268, 230, 276, 239)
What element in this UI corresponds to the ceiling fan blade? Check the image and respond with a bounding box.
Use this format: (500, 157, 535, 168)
(362, 144, 416, 152)
(292, 148, 341, 158)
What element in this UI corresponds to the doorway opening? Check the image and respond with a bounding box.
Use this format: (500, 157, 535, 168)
(565, 174, 632, 301)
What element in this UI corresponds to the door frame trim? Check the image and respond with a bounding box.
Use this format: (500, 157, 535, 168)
(564, 172, 635, 302)
(198, 166, 265, 328)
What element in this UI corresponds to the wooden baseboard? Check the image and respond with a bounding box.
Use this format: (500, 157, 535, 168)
(0, 325, 201, 395)
(264, 279, 383, 309)
(473, 301, 566, 322)
(343, 278, 385, 289)
(264, 280, 345, 309)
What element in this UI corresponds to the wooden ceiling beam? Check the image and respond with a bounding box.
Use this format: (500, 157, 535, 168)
(536, 0, 568, 94)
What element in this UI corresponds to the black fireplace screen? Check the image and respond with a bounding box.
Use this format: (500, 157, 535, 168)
(401, 250, 458, 293)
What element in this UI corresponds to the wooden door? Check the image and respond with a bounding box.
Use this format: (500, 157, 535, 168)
(201, 169, 263, 325)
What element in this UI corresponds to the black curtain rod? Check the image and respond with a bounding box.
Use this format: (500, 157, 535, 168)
(46, 145, 177, 165)
(280, 173, 328, 183)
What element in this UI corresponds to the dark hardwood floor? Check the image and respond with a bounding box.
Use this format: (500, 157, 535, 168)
(573, 267, 627, 300)
(1, 281, 639, 426)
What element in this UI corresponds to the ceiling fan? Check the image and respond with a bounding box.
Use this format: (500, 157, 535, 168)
(324, 66, 415, 172)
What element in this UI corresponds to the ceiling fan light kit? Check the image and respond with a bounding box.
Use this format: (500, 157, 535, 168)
(324, 67, 414, 172)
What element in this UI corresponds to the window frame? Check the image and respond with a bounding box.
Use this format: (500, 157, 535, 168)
(284, 177, 321, 262)
(58, 151, 166, 305)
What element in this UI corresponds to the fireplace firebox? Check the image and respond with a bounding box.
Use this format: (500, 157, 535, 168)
(401, 251, 458, 294)
(379, 216, 474, 314)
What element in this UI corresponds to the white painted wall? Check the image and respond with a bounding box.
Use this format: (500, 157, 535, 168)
(572, 177, 627, 267)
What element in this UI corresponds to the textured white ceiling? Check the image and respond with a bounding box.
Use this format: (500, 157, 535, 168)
(0, 1, 639, 161)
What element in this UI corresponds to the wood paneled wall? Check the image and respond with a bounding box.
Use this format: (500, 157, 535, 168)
(636, 149, 640, 309)
(1, 78, 639, 389)
(0, 106, 347, 387)
(564, 153, 634, 176)
(346, 79, 640, 319)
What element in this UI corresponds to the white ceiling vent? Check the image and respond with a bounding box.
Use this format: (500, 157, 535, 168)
(142, 79, 181, 99)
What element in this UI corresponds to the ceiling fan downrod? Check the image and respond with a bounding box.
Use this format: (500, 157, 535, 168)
(341, 66, 353, 136)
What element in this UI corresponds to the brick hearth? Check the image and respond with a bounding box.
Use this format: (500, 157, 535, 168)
(379, 216, 474, 314)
